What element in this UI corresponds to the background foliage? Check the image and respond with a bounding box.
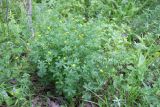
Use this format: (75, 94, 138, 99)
(0, 0, 160, 106)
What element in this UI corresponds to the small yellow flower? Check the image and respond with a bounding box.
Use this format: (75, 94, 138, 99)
(72, 64, 76, 67)
(15, 57, 19, 60)
(64, 41, 67, 44)
(47, 26, 51, 30)
(63, 57, 66, 60)
(48, 51, 52, 55)
(38, 34, 41, 37)
(74, 30, 77, 32)
(27, 43, 30, 46)
(79, 34, 84, 39)
(100, 69, 104, 73)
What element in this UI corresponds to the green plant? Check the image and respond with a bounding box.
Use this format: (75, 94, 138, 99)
(29, 9, 108, 100)
(0, 1, 32, 106)
(0, 0, 160, 106)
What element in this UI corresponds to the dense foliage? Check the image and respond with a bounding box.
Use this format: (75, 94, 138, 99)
(0, 0, 160, 106)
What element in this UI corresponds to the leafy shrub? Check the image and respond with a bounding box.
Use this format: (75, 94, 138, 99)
(28, 2, 160, 106)
(42, 0, 145, 22)
(132, 5, 160, 35)
(0, 0, 160, 106)
(29, 11, 107, 100)
(0, 1, 31, 106)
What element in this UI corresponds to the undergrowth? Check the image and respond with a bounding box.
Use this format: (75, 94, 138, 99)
(0, 0, 160, 106)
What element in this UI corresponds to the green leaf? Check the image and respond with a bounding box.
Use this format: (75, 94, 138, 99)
(138, 54, 146, 67)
